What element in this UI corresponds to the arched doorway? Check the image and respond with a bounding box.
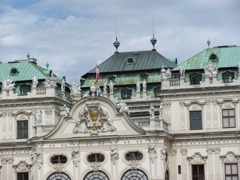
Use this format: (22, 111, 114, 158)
(46, 172, 71, 180)
(83, 170, 109, 180)
(121, 169, 148, 180)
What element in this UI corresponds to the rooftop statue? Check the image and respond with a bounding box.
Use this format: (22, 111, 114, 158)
(32, 74, 38, 88)
(204, 62, 218, 77)
(2, 77, 15, 92)
(70, 82, 81, 96)
(179, 65, 185, 78)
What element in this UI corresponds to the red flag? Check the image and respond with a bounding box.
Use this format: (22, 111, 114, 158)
(94, 64, 100, 85)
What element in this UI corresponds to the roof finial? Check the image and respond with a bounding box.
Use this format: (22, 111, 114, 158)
(207, 39, 211, 48)
(46, 62, 49, 69)
(113, 18, 120, 53)
(150, 16, 157, 51)
(27, 53, 30, 60)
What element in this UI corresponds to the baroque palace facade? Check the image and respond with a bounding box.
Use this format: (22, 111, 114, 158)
(0, 38, 239, 180)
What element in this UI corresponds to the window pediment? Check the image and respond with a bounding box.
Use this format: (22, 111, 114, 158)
(187, 152, 207, 164)
(220, 151, 240, 162)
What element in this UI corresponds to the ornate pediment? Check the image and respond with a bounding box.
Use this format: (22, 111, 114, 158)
(13, 161, 32, 172)
(220, 151, 240, 162)
(73, 102, 116, 135)
(187, 152, 208, 164)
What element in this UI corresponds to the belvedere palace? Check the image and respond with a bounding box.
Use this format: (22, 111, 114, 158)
(0, 37, 239, 180)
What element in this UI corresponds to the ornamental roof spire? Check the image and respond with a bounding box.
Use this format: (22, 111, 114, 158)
(150, 16, 157, 51)
(113, 18, 120, 53)
(207, 39, 211, 48)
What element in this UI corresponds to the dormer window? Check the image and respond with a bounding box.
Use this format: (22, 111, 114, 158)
(20, 84, 31, 95)
(126, 57, 135, 64)
(190, 73, 202, 85)
(107, 74, 115, 83)
(209, 53, 218, 62)
(222, 71, 234, 83)
(140, 73, 148, 81)
(10, 67, 19, 76)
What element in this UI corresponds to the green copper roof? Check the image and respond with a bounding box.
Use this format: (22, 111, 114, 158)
(84, 50, 177, 75)
(0, 60, 50, 81)
(173, 46, 240, 71)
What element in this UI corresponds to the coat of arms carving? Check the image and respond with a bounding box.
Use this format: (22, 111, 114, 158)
(73, 102, 116, 135)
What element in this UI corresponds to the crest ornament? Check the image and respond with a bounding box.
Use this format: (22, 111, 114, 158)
(73, 102, 116, 135)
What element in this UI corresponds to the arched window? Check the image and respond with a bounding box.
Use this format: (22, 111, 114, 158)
(20, 84, 31, 95)
(121, 169, 148, 180)
(83, 171, 109, 180)
(189, 74, 202, 85)
(222, 71, 234, 83)
(46, 172, 71, 180)
(121, 88, 132, 99)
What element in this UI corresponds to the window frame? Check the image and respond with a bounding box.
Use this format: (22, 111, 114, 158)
(222, 71, 234, 83)
(189, 111, 202, 130)
(17, 120, 28, 139)
(222, 109, 236, 128)
(20, 84, 31, 96)
(225, 163, 238, 180)
(192, 164, 205, 180)
(189, 73, 202, 85)
(17, 172, 29, 180)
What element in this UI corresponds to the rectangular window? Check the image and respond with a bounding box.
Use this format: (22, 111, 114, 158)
(17, 120, 28, 139)
(192, 164, 204, 180)
(190, 111, 202, 130)
(225, 163, 238, 180)
(17, 172, 29, 180)
(222, 109, 236, 128)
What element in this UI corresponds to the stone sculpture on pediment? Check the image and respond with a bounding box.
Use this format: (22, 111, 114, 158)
(59, 105, 70, 118)
(116, 101, 130, 115)
(73, 103, 116, 135)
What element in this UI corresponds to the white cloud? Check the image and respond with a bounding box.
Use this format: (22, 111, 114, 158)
(0, 0, 239, 83)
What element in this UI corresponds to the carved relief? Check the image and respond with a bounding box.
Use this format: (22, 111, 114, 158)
(164, 101, 171, 123)
(187, 152, 208, 164)
(110, 148, 119, 165)
(71, 150, 80, 167)
(30, 152, 43, 169)
(148, 145, 157, 163)
(45, 109, 52, 125)
(220, 151, 240, 162)
(206, 100, 212, 128)
(90, 162, 102, 171)
(13, 161, 32, 172)
(73, 102, 116, 135)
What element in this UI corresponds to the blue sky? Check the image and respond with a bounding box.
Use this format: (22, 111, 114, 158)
(0, 0, 239, 83)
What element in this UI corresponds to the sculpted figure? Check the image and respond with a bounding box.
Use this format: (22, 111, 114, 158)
(166, 68, 171, 79)
(116, 101, 130, 115)
(109, 80, 114, 93)
(59, 104, 70, 117)
(149, 104, 155, 119)
(179, 65, 185, 78)
(142, 79, 147, 91)
(2, 78, 15, 92)
(32, 74, 38, 88)
(136, 81, 141, 92)
(70, 82, 81, 96)
(61, 78, 66, 92)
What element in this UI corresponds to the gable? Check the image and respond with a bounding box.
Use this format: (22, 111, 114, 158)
(42, 96, 145, 140)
